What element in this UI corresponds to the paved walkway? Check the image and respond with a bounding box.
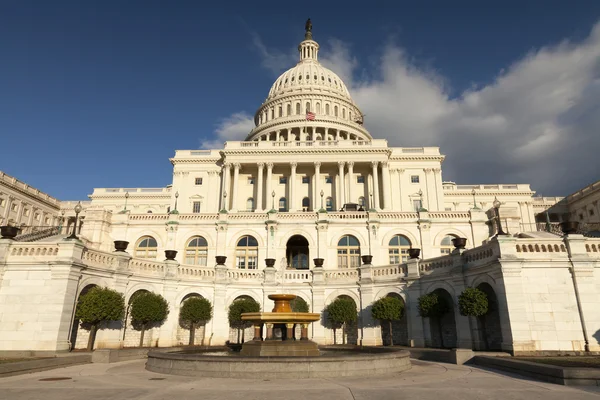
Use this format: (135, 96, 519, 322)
(0, 359, 598, 399)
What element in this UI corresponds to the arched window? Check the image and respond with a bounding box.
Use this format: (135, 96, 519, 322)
(287, 104, 291, 116)
(236, 235, 258, 269)
(270, 108, 274, 119)
(349, 111, 352, 120)
(302, 197, 310, 210)
(342, 108, 346, 118)
(389, 235, 411, 263)
(334, 105, 338, 117)
(185, 236, 208, 266)
(246, 197, 255, 211)
(296, 103, 301, 114)
(279, 197, 287, 212)
(316, 103, 321, 114)
(135, 236, 157, 259)
(306, 102, 311, 113)
(358, 196, 366, 207)
(440, 234, 459, 255)
(325, 104, 330, 115)
(337, 235, 360, 268)
(278, 106, 282, 117)
(326, 196, 333, 211)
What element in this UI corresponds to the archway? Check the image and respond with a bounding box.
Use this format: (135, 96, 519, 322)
(429, 289, 457, 348)
(122, 289, 150, 347)
(69, 284, 98, 350)
(228, 295, 259, 344)
(476, 283, 503, 350)
(380, 293, 408, 346)
(177, 293, 207, 346)
(326, 295, 359, 345)
(286, 235, 309, 270)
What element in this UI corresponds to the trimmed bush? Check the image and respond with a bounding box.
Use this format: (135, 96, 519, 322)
(228, 297, 260, 343)
(325, 297, 357, 344)
(290, 297, 310, 313)
(418, 292, 450, 348)
(130, 292, 169, 347)
(180, 297, 213, 345)
(458, 287, 488, 318)
(75, 287, 125, 351)
(371, 296, 404, 346)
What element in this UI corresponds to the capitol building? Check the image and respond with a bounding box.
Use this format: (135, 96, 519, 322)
(0, 22, 599, 355)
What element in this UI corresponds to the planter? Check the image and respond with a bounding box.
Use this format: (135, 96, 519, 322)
(113, 240, 129, 252)
(215, 255, 227, 265)
(0, 226, 20, 240)
(361, 255, 373, 265)
(313, 258, 324, 268)
(408, 248, 420, 259)
(165, 250, 178, 261)
(452, 237, 467, 249)
(560, 221, 579, 235)
(265, 258, 276, 268)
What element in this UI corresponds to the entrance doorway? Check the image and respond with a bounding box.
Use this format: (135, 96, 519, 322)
(286, 235, 309, 269)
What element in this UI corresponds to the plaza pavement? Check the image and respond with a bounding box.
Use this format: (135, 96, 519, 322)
(0, 358, 598, 399)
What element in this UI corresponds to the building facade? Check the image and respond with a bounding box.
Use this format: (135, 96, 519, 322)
(1, 23, 598, 355)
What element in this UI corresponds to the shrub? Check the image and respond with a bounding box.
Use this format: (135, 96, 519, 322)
(130, 292, 169, 347)
(290, 297, 310, 313)
(371, 296, 404, 346)
(228, 297, 260, 343)
(418, 292, 450, 348)
(325, 297, 357, 344)
(180, 297, 213, 345)
(75, 287, 125, 351)
(458, 287, 488, 318)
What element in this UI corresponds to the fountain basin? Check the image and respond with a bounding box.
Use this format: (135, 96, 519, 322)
(146, 346, 411, 378)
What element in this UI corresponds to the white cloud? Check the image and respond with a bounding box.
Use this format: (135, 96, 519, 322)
(202, 112, 254, 149)
(213, 23, 600, 195)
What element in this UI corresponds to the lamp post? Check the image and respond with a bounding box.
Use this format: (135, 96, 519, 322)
(320, 190, 324, 211)
(174, 191, 179, 212)
(417, 189, 426, 211)
(493, 197, 506, 235)
(67, 201, 83, 240)
(471, 189, 479, 210)
(369, 192, 375, 212)
(271, 190, 276, 211)
(119, 191, 130, 214)
(221, 191, 227, 212)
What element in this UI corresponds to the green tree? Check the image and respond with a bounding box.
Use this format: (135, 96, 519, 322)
(458, 287, 489, 348)
(371, 296, 404, 346)
(325, 297, 357, 344)
(180, 297, 213, 346)
(290, 297, 310, 313)
(228, 297, 260, 343)
(75, 287, 125, 351)
(418, 292, 450, 348)
(130, 292, 170, 347)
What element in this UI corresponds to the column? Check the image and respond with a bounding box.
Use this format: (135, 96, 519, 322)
(231, 163, 240, 211)
(3, 196, 13, 224)
(347, 161, 354, 204)
(276, 130, 280, 142)
(289, 162, 297, 212)
(335, 129, 340, 141)
(256, 162, 264, 211)
(222, 163, 231, 211)
(266, 162, 274, 210)
(15, 201, 25, 226)
(433, 168, 442, 210)
(397, 169, 405, 211)
(423, 168, 432, 210)
(381, 161, 391, 210)
(371, 161, 380, 210)
(314, 162, 321, 210)
(28, 206, 36, 226)
(337, 161, 345, 208)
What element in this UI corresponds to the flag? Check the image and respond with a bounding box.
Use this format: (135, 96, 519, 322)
(306, 111, 316, 121)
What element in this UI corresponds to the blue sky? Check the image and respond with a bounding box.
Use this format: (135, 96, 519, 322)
(1, 0, 600, 200)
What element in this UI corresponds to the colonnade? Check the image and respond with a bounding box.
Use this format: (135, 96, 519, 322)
(220, 161, 393, 212)
(0, 195, 57, 227)
(256, 127, 364, 142)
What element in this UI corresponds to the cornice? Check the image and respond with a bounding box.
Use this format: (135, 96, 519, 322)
(89, 194, 171, 200)
(221, 148, 392, 156)
(0, 181, 61, 210)
(390, 156, 446, 162)
(443, 191, 535, 196)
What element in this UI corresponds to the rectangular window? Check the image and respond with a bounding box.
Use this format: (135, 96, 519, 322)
(357, 176, 365, 184)
(325, 176, 332, 184)
(248, 177, 255, 184)
(590, 209, 595, 216)
(0, 198, 4, 207)
(195, 177, 203, 185)
(413, 199, 422, 212)
(24, 209, 30, 216)
(11, 204, 17, 211)
(279, 177, 287, 184)
(302, 176, 310, 184)
(193, 201, 201, 213)
(411, 175, 420, 183)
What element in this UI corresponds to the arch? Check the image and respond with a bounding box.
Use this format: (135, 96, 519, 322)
(124, 283, 158, 305)
(475, 282, 503, 350)
(287, 104, 291, 116)
(70, 283, 102, 350)
(427, 288, 457, 349)
(225, 290, 263, 308)
(433, 229, 469, 245)
(388, 234, 412, 264)
(329, 229, 367, 248)
(305, 102, 311, 113)
(277, 229, 316, 248)
(325, 196, 333, 211)
(279, 197, 287, 212)
(227, 230, 264, 248)
(246, 197, 255, 211)
(286, 234, 310, 270)
(235, 235, 259, 269)
(295, 103, 301, 114)
(337, 235, 361, 268)
(175, 288, 213, 306)
(134, 235, 158, 259)
(182, 230, 215, 248)
(324, 293, 359, 345)
(184, 236, 208, 266)
(439, 234, 459, 255)
(380, 292, 409, 346)
(325, 103, 330, 115)
(302, 197, 310, 210)
(381, 229, 419, 250)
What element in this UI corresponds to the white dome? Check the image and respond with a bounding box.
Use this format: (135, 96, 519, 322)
(267, 58, 351, 101)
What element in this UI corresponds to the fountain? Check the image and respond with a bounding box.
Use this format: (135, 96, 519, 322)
(146, 292, 411, 378)
(240, 294, 321, 356)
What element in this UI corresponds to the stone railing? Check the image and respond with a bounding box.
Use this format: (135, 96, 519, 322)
(177, 265, 216, 280)
(227, 270, 264, 281)
(419, 255, 453, 273)
(325, 269, 359, 282)
(128, 214, 169, 221)
(327, 212, 367, 220)
(276, 213, 318, 221)
(178, 214, 219, 221)
(585, 240, 600, 254)
(7, 243, 59, 259)
(82, 249, 117, 269)
(283, 270, 312, 282)
(514, 239, 567, 256)
(428, 211, 471, 219)
(371, 265, 406, 281)
(377, 212, 419, 220)
(129, 259, 165, 275)
(463, 243, 498, 265)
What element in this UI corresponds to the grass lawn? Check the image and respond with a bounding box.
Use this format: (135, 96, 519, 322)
(516, 356, 600, 368)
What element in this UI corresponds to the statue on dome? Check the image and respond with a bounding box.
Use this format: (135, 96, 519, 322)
(305, 18, 312, 39)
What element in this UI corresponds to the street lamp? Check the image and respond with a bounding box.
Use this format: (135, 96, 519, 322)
(471, 189, 480, 210)
(369, 191, 375, 212)
(221, 191, 227, 212)
(67, 201, 83, 240)
(271, 190, 276, 211)
(119, 191, 130, 214)
(320, 190, 325, 211)
(493, 197, 506, 235)
(417, 189, 426, 212)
